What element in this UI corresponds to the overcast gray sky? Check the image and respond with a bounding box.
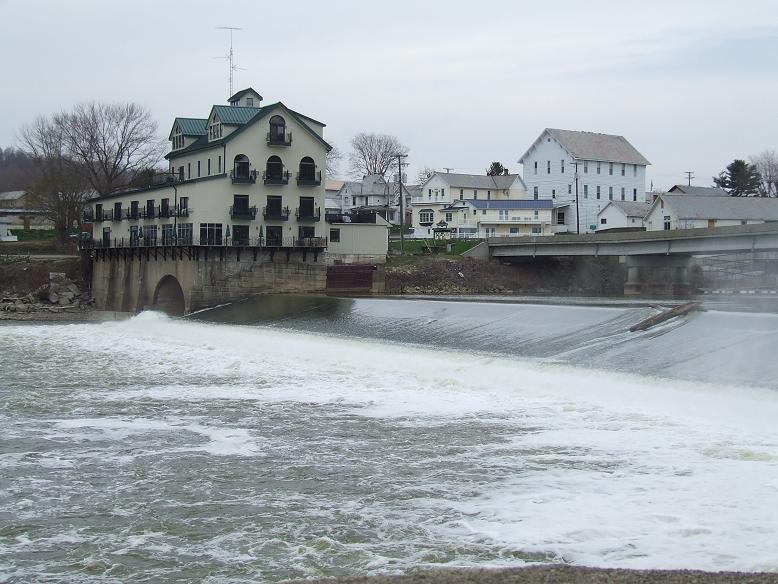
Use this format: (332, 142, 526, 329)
(1, 0, 777, 189)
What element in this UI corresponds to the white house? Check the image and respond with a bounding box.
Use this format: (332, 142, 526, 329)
(335, 174, 411, 226)
(597, 200, 651, 231)
(87, 87, 330, 248)
(644, 194, 778, 231)
(519, 129, 650, 234)
(410, 172, 552, 237)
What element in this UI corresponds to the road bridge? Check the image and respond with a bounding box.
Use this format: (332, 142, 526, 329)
(487, 223, 778, 296)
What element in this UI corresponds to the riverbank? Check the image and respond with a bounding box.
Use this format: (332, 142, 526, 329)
(385, 256, 625, 296)
(304, 566, 778, 584)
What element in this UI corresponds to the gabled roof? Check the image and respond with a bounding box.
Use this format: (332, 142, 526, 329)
(177, 118, 208, 135)
(599, 200, 651, 218)
(210, 104, 262, 125)
(659, 194, 778, 220)
(228, 87, 263, 102)
(668, 185, 729, 196)
(424, 172, 525, 191)
(0, 190, 27, 201)
(168, 117, 208, 140)
(166, 101, 331, 160)
(467, 199, 554, 210)
(519, 128, 650, 166)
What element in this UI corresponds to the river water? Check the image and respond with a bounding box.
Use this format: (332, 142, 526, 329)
(2, 296, 778, 582)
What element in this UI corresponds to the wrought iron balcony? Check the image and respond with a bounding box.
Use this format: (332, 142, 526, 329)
(296, 206, 321, 222)
(112, 210, 122, 222)
(83, 210, 94, 222)
(140, 207, 155, 219)
(230, 205, 258, 220)
(263, 171, 290, 185)
(124, 209, 140, 220)
(231, 169, 257, 184)
(176, 206, 191, 217)
(266, 131, 292, 146)
(157, 206, 174, 219)
(79, 235, 328, 251)
(262, 205, 290, 221)
(93, 210, 113, 222)
(297, 170, 322, 186)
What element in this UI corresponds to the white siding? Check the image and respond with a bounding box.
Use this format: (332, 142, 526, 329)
(521, 130, 647, 233)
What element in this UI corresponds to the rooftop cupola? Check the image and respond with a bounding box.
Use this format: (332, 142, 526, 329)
(228, 87, 263, 108)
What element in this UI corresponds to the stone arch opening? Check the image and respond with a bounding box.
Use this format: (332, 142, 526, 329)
(152, 275, 186, 316)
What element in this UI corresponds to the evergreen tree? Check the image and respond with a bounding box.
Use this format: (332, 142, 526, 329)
(713, 159, 763, 196)
(486, 161, 507, 176)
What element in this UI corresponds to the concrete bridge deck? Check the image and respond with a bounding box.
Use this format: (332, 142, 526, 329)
(488, 222, 778, 257)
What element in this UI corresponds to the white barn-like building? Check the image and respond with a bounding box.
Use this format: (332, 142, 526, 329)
(519, 129, 650, 234)
(644, 194, 778, 231)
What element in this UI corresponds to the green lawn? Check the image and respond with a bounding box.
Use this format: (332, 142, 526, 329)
(10, 229, 58, 241)
(389, 238, 482, 256)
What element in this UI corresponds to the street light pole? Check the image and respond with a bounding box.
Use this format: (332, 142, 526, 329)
(395, 153, 407, 254)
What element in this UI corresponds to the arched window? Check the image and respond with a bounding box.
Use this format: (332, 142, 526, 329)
(269, 115, 286, 143)
(266, 155, 283, 180)
(299, 156, 316, 181)
(233, 154, 250, 179)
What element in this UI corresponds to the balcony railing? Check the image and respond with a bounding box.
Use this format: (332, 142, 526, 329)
(263, 170, 290, 185)
(81, 236, 327, 250)
(267, 131, 292, 146)
(112, 210, 122, 222)
(140, 207, 155, 219)
(92, 210, 113, 222)
(230, 205, 258, 219)
(263, 205, 290, 221)
(124, 209, 140, 220)
(231, 169, 257, 184)
(157, 206, 174, 219)
(176, 206, 191, 217)
(297, 170, 322, 186)
(296, 206, 321, 222)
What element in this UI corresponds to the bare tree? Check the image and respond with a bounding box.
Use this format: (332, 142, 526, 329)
(750, 150, 778, 197)
(348, 132, 408, 178)
(416, 166, 436, 184)
(57, 102, 165, 195)
(325, 144, 343, 179)
(19, 117, 90, 241)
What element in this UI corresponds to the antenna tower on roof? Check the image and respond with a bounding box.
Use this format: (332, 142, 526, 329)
(216, 26, 243, 96)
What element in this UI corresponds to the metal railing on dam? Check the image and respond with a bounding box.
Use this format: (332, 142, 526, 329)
(488, 223, 778, 257)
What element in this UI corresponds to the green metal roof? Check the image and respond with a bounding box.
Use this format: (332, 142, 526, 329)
(212, 105, 262, 125)
(166, 102, 331, 160)
(176, 118, 208, 135)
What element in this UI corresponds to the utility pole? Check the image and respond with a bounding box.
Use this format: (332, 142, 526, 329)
(685, 171, 694, 187)
(395, 153, 408, 254)
(570, 160, 581, 234)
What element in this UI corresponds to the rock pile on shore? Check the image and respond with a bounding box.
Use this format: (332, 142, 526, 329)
(1, 272, 92, 314)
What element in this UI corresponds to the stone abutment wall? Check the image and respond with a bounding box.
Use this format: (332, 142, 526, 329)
(89, 247, 330, 314)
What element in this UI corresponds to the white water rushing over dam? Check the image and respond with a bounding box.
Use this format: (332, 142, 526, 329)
(2, 298, 778, 582)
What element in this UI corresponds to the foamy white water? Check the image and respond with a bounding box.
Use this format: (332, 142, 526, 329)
(2, 308, 778, 582)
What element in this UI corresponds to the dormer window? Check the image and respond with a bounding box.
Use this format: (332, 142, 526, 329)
(209, 120, 222, 140)
(172, 127, 184, 150)
(246, 97, 254, 107)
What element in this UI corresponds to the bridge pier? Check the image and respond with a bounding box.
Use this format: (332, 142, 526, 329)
(623, 255, 692, 297)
